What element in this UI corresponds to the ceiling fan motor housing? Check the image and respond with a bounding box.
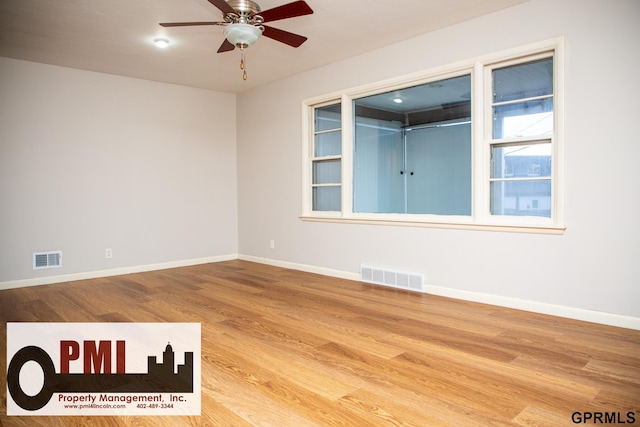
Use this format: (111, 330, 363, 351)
(223, 0, 265, 48)
(227, 0, 262, 19)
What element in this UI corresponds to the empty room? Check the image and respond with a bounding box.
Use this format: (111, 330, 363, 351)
(1, 0, 639, 425)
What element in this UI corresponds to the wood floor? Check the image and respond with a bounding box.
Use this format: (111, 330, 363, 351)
(1, 260, 639, 426)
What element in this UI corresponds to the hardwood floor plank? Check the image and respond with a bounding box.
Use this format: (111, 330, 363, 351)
(509, 353, 640, 403)
(199, 362, 324, 427)
(495, 329, 591, 369)
(2, 260, 639, 426)
(255, 378, 373, 427)
(211, 324, 357, 401)
(338, 389, 445, 427)
(512, 405, 572, 427)
(583, 359, 640, 384)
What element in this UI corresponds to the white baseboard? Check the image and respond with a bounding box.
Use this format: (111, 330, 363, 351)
(0, 254, 238, 291)
(239, 255, 640, 331)
(239, 254, 360, 281)
(3, 253, 638, 331)
(422, 285, 640, 331)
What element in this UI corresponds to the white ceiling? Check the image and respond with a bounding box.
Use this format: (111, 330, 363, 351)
(0, 0, 527, 94)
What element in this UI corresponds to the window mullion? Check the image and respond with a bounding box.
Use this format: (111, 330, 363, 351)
(341, 94, 353, 217)
(478, 61, 492, 223)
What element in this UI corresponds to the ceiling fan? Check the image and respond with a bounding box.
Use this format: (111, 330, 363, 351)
(159, 0, 314, 80)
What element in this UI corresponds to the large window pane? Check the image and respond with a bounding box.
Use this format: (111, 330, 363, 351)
(313, 159, 341, 184)
(491, 143, 551, 179)
(352, 74, 471, 215)
(493, 58, 553, 103)
(313, 186, 341, 211)
(491, 180, 551, 217)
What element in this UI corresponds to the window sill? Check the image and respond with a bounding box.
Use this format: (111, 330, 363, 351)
(299, 214, 566, 235)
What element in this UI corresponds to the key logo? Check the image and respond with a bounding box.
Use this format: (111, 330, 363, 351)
(6, 323, 200, 416)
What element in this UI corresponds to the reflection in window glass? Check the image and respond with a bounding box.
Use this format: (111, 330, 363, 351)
(494, 99, 553, 139)
(490, 180, 551, 217)
(491, 143, 551, 179)
(313, 160, 341, 184)
(313, 187, 341, 212)
(352, 74, 472, 215)
(314, 104, 341, 132)
(493, 58, 553, 103)
(314, 131, 342, 157)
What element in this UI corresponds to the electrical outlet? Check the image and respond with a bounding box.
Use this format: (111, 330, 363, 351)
(269, 240, 275, 250)
(105, 248, 113, 259)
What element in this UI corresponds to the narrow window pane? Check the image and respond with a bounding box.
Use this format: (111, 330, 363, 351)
(313, 186, 341, 211)
(491, 180, 551, 217)
(313, 159, 341, 184)
(493, 98, 553, 139)
(491, 143, 551, 179)
(315, 104, 341, 132)
(493, 58, 553, 103)
(314, 131, 342, 157)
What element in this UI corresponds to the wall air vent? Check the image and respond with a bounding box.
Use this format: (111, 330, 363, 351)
(360, 264, 425, 292)
(33, 251, 62, 270)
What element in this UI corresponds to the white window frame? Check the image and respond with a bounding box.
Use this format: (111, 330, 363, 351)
(301, 38, 565, 234)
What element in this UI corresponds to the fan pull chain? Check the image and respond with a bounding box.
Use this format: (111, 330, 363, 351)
(240, 47, 247, 81)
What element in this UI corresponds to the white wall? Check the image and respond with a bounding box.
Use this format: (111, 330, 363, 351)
(0, 58, 238, 283)
(237, 0, 640, 321)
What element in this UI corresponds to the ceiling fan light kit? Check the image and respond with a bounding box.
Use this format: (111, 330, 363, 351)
(224, 23, 262, 48)
(159, 0, 313, 81)
(224, 23, 262, 79)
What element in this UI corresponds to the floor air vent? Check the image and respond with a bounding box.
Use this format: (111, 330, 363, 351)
(360, 264, 425, 292)
(33, 251, 62, 270)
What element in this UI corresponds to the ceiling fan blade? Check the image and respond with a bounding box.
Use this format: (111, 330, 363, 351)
(258, 1, 313, 23)
(160, 21, 227, 27)
(262, 25, 308, 48)
(217, 39, 236, 53)
(207, 0, 236, 15)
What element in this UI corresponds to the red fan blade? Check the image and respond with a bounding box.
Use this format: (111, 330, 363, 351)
(258, 1, 313, 23)
(160, 22, 227, 27)
(262, 25, 308, 47)
(217, 39, 236, 53)
(207, 0, 236, 15)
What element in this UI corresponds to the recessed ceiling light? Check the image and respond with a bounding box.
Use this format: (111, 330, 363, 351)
(154, 38, 170, 48)
(393, 98, 403, 104)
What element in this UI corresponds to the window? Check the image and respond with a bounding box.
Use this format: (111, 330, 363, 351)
(302, 39, 564, 233)
(311, 103, 342, 211)
(488, 57, 554, 218)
